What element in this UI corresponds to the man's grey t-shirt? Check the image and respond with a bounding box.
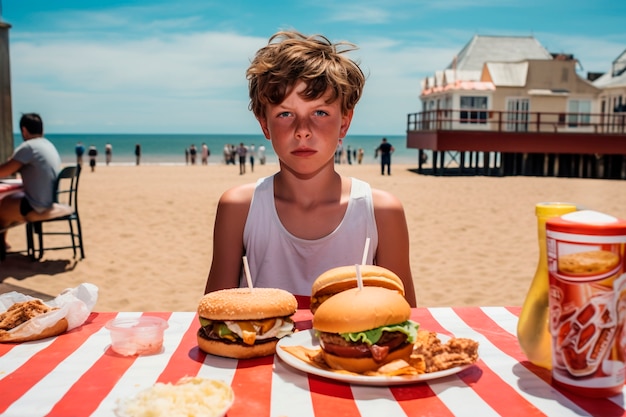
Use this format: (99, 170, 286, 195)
(13, 137, 62, 212)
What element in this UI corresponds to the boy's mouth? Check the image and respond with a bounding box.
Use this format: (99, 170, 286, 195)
(292, 147, 317, 157)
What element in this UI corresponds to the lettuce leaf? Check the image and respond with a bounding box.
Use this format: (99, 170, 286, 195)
(217, 324, 234, 338)
(341, 320, 419, 345)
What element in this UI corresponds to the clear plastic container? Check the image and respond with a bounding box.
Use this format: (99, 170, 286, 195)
(106, 316, 169, 356)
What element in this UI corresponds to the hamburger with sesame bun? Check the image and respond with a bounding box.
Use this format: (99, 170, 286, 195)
(313, 286, 418, 373)
(310, 265, 405, 313)
(197, 288, 297, 359)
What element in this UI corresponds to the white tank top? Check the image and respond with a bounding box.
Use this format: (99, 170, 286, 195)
(241, 175, 378, 297)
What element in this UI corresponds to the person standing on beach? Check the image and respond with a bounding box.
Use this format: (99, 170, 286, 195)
(205, 31, 416, 307)
(376, 137, 394, 175)
(248, 144, 255, 172)
(334, 142, 342, 164)
(189, 144, 198, 165)
(230, 145, 237, 164)
(222, 144, 230, 164)
(258, 144, 266, 165)
(357, 147, 364, 164)
(135, 144, 141, 165)
(75, 142, 85, 166)
(0, 113, 61, 249)
(105, 143, 112, 165)
(201, 143, 210, 165)
(88, 145, 98, 172)
(236, 143, 247, 175)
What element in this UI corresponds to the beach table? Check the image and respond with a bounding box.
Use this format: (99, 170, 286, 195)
(0, 307, 622, 416)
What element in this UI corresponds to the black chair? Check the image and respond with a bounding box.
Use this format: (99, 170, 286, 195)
(26, 165, 85, 260)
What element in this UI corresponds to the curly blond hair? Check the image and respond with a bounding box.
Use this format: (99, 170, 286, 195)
(246, 30, 365, 119)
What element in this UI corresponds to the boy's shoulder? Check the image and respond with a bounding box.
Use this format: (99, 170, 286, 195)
(371, 187, 403, 209)
(220, 182, 257, 204)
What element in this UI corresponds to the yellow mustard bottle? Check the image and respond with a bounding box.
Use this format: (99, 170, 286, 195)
(517, 202, 577, 369)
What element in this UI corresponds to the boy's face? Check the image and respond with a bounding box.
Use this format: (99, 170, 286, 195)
(258, 81, 353, 174)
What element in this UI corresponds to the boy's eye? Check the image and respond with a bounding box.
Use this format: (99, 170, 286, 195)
(277, 111, 291, 118)
(314, 110, 329, 116)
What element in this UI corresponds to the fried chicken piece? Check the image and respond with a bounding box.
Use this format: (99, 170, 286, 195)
(411, 330, 479, 372)
(447, 337, 480, 360)
(0, 300, 55, 330)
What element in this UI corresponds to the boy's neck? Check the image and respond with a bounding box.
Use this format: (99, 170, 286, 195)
(274, 168, 344, 205)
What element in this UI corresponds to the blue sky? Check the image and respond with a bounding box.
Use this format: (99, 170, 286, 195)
(2, 0, 625, 135)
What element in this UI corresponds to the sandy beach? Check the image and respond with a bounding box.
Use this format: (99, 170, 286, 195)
(1, 162, 625, 312)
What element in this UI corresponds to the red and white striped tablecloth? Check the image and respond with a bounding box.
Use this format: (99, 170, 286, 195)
(0, 181, 23, 200)
(0, 307, 623, 416)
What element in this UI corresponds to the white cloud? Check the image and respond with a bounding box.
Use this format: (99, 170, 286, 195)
(13, 31, 261, 94)
(11, 30, 267, 133)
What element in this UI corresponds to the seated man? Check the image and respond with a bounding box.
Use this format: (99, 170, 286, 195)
(0, 113, 61, 248)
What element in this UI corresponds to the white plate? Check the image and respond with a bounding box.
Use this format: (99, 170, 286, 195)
(276, 329, 474, 386)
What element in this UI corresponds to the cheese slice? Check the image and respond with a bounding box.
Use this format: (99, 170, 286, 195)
(224, 318, 293, 345)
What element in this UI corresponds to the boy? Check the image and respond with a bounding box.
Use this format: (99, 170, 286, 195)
(204, 31, 416, 307)
(0, 113, 61, 247)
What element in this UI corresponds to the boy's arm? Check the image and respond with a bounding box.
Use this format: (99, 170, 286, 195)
(372, 189, 417, 307)
(204, 184, 255, 294)
(0, 159, 22, 178)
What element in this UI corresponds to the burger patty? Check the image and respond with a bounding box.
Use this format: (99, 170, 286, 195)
(319, 331, 408, 362)
(198, 326, 277, 345)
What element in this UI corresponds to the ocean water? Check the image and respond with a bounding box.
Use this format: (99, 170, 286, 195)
(13, 133, 422, 166)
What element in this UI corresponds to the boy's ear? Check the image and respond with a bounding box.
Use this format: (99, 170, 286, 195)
(339, 109, 354, 139)
(257, 117, 271, 139)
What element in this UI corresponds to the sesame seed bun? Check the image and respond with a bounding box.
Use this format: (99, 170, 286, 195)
(198, 288, 297, 320)
(310, 265, 405, 313)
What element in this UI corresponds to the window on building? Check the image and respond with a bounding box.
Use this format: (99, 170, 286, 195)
(506, 98, 529, 132)
(567, 99, 591, 127)
(460, 96, 488, 124)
